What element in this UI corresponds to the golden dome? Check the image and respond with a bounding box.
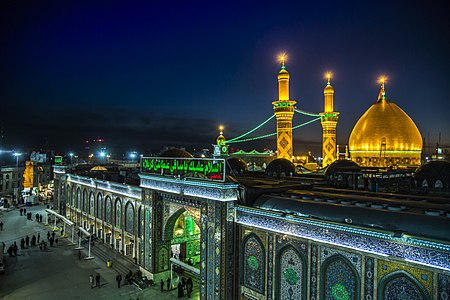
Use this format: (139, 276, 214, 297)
(348, 85, 422, 167)
(278, 68, 290, 79)
(217, 134, 226, 145)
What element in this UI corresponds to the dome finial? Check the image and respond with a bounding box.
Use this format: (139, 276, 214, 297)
(278, 52, 287, 69)
(377, 76, 387, 102)
(325, 72, 332, 85)
(219, 125, 224, 135)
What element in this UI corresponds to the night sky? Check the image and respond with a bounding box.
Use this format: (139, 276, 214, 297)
(1, 1, 449, 157)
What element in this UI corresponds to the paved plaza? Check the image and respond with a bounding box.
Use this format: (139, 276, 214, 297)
(0, 204, 199, 299)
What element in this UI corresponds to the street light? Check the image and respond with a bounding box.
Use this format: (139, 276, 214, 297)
(13, 152, 21, 168)
(69, 152, 74, 165)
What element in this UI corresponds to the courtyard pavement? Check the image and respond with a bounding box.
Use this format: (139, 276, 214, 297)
(0, 204, 199, 300)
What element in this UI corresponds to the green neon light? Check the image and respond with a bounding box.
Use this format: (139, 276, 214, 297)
(141, 157, 225, 181)
(227, 115, 275, 143)
(294, 109, 321, 117)
(55, 156, 63, 163)
(227, 117, 321, 144)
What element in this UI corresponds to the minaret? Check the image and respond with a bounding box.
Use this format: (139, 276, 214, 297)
(320, 73, 340, 167)
(216, 125, 228, 156)
(272, 54, 296, 161)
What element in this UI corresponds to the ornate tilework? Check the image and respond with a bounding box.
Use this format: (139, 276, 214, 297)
(278, 246, 305, 299)
(236, 207, 450, 271)
(379, 271, 430, 300)
(320, 247, 361, 276)
(125, 202, 134, 234)
(105, 196, 112, 224)
(311, 244, 318, 300)
(365, 258, 374, 300)
(267, 234, 273, 300)
(321, 255, 360, 300)
(377, 260, 433, 296)
(438, 274, 450, 300)
(243, 234, 265, 294)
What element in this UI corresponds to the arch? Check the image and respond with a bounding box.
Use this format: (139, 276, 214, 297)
(242, 233, 266, 294)
(105, 196, 112, 224)
(125, 201, 134, 233)
(276, 245, 306, 299)
(320, 254, 360, 300)
(115, 198, 122, 228)
(378, 270, 430, 300)
(435, 180, 443, 188)
(76, 187, 81, 209)
(164, 207, 186, 241)
(66, 184, 71, 206)
(422, 179, 428, 188)
(96, 193, 103, 219)
(89, 191, 95, 215)
(82, 189, 88, 212)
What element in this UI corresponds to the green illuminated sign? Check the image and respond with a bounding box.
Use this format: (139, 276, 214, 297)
(141, 157, 225, 182)
(55, 156, 63, 164)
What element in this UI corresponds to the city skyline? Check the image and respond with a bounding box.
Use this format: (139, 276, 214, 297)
(1, 1, 449, 156)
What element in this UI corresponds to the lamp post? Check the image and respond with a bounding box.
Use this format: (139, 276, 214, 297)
(13, 152, 21, 168)
(69, 152, 74, 165)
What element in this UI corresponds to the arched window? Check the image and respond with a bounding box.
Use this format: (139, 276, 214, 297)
(378, 271, 430, 300)
(105, 196, 112, 224)
(320, 255, 360, 300)
(97, 193, 103, 219)
(277, 245, 306, 299)
(125, 202, 134, 233)
(435, 180, 443, 189)
(82, 189, 87, 212)
(243, 233, 265, 294)
(422, 180, 428, 188)
(66, 185, 71, 206)
(89, 192, 95, 215)
(76, 188, 81, 209)
(115, 198, 122, 228)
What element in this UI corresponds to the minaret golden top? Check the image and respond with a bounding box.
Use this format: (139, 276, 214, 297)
(278, 53, 287, 69)
(377, 76, 387, 102)
(325, 72, 332, 85)
(219, 125, 224, 135)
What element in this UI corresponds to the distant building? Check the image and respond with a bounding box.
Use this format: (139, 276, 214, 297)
(0, 166, 24, 200)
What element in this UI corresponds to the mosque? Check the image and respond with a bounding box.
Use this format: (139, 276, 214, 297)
(53, 56, 450, 299)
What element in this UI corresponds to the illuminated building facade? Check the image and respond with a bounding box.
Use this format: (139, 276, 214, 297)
(320, 74, 340, 167)
(54, 154, 450, 299)
(272, 56, 296, 161)
(349, 81, 422, 167)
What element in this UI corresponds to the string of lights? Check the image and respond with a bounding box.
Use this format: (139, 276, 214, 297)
(227, 117, 321, 144)
(294, 109, 321, 117)
(227, 114, 275, 142)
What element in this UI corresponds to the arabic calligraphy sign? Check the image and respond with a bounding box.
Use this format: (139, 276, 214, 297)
(141, 157, 226, 182)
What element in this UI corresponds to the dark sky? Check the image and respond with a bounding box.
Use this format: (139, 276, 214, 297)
(1, 0, 449, 157)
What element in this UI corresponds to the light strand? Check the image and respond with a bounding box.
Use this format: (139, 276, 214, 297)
(227, 114, 275, 143)
(294, 109, 321, 117)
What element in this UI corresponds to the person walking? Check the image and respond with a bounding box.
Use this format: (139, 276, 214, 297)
(20, 238, 25, 249)
(47, 231, 50, 241)
(177, 281, 184, 298)
(20, 208, 23, 216)
(116, 273, 122, 288)
(95, 273, 101, 288)
(49, 237, 54, 247)
(0, 220, 3, 231)
(25, 235, 30, 247)
(31, 235, 36, 247)
(160, 279, 164, 292)
(37, 233, 40, 243)
(166, 277, 171, 291)
(89, 274, 94, 288)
